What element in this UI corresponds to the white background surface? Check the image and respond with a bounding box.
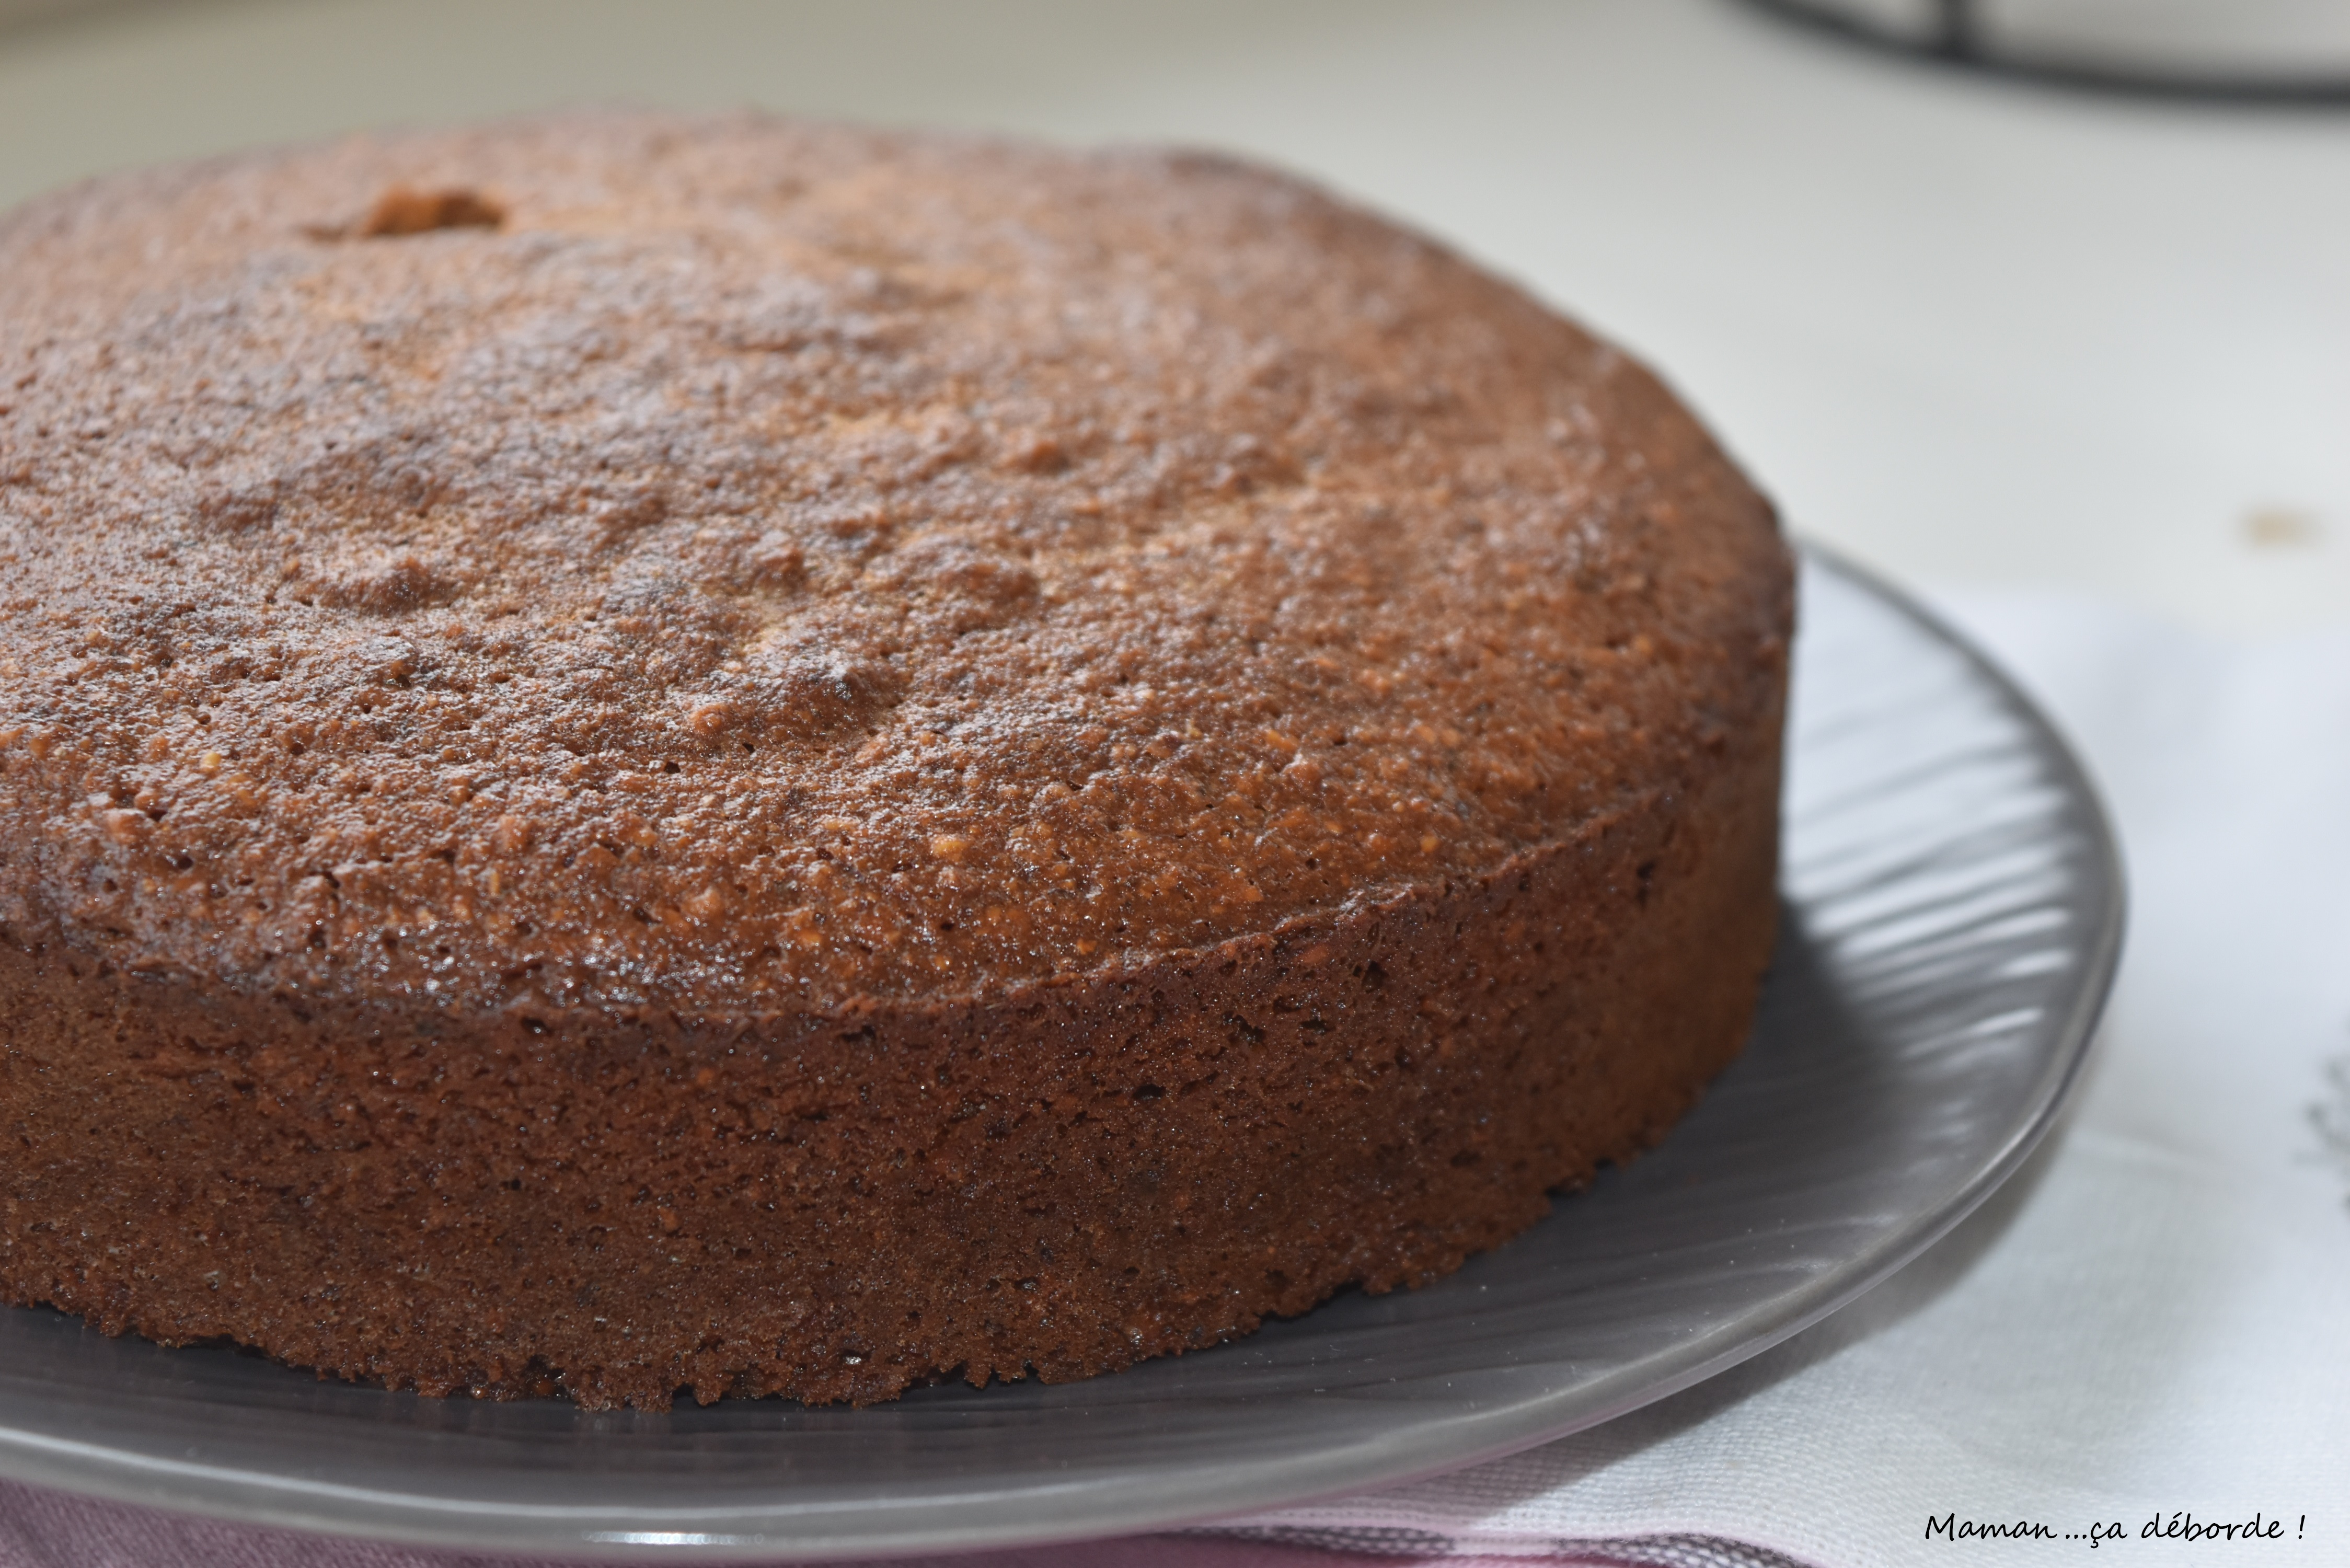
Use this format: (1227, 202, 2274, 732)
(1, 0, 2346, 633)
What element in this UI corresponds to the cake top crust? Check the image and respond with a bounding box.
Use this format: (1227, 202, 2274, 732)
(0, 111, 1787, 1016)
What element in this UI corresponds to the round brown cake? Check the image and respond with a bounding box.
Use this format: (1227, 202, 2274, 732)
(0, 111, 1791, 1410)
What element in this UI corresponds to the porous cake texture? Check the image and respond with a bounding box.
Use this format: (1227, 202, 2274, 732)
(0, 112, 1791, 1409)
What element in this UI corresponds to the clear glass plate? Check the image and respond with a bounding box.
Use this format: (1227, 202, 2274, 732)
(0, 549, 2124, 1560)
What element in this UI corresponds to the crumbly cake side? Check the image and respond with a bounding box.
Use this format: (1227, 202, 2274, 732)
(0, 111, 1792, 1408)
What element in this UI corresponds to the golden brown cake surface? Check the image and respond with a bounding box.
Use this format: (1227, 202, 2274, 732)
(0, 111, 1791, 1409)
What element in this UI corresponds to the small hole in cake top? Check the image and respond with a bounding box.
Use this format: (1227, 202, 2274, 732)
(356, 185, 507, 238)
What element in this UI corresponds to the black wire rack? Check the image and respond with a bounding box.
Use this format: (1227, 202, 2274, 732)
(1737, 0, 2350, 105)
